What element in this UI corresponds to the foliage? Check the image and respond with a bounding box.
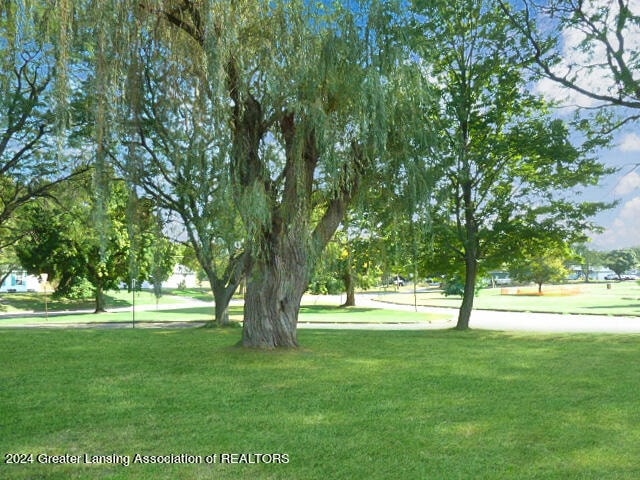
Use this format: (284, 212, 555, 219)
(441, 275, 487, 297)
(604, 249, 638, 278)
(123, 28, 247, 324)
(309, 214, 386, 300)
(0, 3, 88, 250)
(442, 276, 465, 297)
(58, 276, 94, 300)
(14, 174, 175, 311)
(410, 0, 614, 329)
(508, 245, 572, 293)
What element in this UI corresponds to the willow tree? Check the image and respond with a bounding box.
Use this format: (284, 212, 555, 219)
(411, 0, 614, 329)
(0, 2, 87, 250)
(121, 0, 399, 348)
(41, 0, 399, 346)
(123, 28, 247, 327)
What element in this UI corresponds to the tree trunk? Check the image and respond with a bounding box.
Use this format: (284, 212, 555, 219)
(538, 282, 543, 294)
(94, 282, 107, 313)
(342, 270, 356, 307)
(242, 232, 309, 348)
(456, 252, 478, 330)
(210, 281, 233, 327)
(199, 252, 248, 327)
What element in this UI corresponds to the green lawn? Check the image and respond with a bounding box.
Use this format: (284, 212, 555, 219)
(0, 300, 446, 328)
(1, 328, 639, 479)
(380, 282, 640, 316)
(0, 290, 190, 314)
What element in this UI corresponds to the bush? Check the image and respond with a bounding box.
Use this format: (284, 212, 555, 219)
(442, 277, 465, 297)
(53, 277, 94, 300)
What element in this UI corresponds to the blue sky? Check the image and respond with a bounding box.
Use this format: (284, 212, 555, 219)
(531, 0, 640, 251)
(587, 128, 640, 251)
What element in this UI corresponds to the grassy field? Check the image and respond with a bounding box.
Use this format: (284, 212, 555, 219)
(0, 305, 445, 327)
(0, 290, 447, 327)
(379, 282, 640, 316)
(0, 290, 191, 314)
(1, 328, 639, 479)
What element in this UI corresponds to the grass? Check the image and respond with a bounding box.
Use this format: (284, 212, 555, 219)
(379, 282, 640, 316)
(1, 328, 639, 479)
(297, 305, 445, 324)
(0, 304, 446, 327)
(0, 290, 190, 314)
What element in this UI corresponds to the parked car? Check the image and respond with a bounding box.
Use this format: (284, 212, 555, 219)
(622, 274, 639, 281)
(392, 275, 405, 287)
(604, 274, 620, 280)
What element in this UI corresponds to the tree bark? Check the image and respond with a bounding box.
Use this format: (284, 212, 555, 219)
(456, 253, 477, 330)
(242, 229, 309, 348)
(94, 282, 107, 313)
(342, 270, 356, 307)
(209, 279, 234, 327)
(204, 251, 249, 327)
(456, 169, 478, 330)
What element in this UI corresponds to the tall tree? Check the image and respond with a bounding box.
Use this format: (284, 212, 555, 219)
(411, 0, 614, 329)
(128, 0, 400, 347)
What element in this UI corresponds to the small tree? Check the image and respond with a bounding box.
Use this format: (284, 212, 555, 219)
(15, 175, 174, 312)
(574, 244, 603, 283)
(604, 249, 638, 279)
(509, 246, 571, 294)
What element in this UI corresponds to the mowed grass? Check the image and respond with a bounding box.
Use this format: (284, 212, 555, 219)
(380, 282, 640, 316)
(0, 304, 447, 327)
(1, 328, 640, 479)
(0, 290, 190, 314)
(297, 305, 446, 324)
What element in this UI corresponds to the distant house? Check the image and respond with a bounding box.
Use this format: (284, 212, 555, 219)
(489, 271, 512, 286)
(0, 271, 43, 293)
(159, 265, 198, 289)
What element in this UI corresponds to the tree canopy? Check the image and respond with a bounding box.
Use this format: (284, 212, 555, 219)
(410, 0, 614, 329)
(2, 0, 622, 343)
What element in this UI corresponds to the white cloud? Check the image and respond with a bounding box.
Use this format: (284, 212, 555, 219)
(615, 171, 640, 196)
(592, 196, 640, 249)
(619, 196, 640, 220)
(534, 0, 640, 110)
(620, 133, 640, 152)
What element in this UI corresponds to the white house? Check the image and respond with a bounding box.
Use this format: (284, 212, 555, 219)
(0, 271, 44, 293)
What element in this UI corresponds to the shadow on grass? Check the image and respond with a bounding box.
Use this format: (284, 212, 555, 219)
(585, 304, 640, 314)
(168, 288, 214, 302)
(0, 291, 134, 313)
(300, 305, 378, 315)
